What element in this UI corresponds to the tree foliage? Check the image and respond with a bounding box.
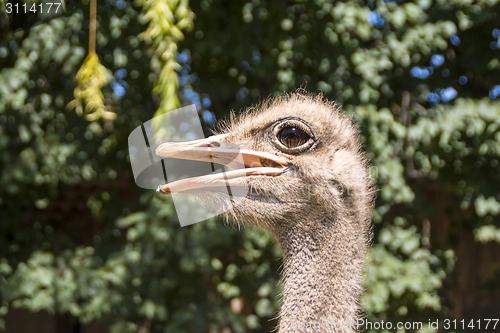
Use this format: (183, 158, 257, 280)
(0, 0, 499, 332)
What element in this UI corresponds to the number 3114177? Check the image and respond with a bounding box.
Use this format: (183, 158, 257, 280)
(443, 319, 499, 330)
(5, 2, 62, 14)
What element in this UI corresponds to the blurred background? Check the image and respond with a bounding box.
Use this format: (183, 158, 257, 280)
(1, 0, 499, 332)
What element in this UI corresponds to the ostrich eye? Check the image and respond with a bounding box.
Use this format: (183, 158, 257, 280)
(277, 126, 310, 148)
(272, 118, 316, 154)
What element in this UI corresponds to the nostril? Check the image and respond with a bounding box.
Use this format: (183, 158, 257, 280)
(210, 141, 221, 147)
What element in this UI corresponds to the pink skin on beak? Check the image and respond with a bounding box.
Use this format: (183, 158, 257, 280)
(155, 134, 288, 195)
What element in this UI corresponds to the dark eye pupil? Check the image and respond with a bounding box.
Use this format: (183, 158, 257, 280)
(278, 126, 310, 148)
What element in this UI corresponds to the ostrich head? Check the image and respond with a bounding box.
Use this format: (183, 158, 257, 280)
(157, 94, 371, 231)
(156, 93, 374, 332)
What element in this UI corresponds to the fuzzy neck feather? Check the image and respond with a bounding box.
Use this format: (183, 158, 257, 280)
(273, 209, 366, 333)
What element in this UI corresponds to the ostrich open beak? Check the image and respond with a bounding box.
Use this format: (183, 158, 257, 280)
(155, 134, 288, 195)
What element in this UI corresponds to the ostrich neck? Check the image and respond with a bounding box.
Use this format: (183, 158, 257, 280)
(274, 212, 365, 333)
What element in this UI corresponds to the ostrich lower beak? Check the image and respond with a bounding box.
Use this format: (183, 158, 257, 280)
(155, 134, 288, 195)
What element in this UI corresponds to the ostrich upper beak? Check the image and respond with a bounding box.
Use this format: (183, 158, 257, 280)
(155, 134, 288, 195)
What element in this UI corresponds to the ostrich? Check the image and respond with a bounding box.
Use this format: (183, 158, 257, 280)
(155, 93, 374, 332)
